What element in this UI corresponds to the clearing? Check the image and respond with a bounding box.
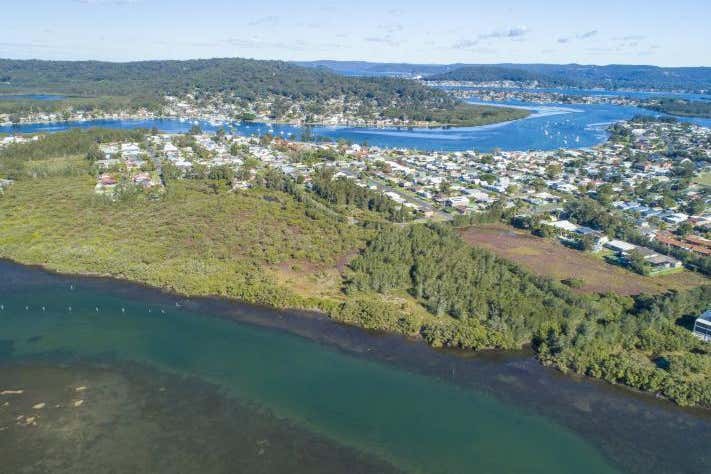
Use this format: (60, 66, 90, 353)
(459, 223, 709, 296)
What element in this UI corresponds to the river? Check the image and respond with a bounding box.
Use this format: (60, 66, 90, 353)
(2, 93, 710, 152)
(0, 261, 709, 473)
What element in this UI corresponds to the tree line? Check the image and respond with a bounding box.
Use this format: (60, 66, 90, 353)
(345, 223, 711, 407)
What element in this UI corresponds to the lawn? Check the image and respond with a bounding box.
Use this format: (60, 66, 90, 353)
(459, 223, 709, 295)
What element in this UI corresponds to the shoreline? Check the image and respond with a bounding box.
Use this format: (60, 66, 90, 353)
(0, 114, 530, 134)
(1, 256, 709, 418)
(4, 258, 711, 474)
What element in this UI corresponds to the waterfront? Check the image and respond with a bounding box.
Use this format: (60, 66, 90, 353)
(1, 261, 709, 473)
(2, 97, 709, 152)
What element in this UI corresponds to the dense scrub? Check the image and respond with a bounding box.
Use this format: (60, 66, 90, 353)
(346, 224, 711, 407)
(0, 175, 363, 309)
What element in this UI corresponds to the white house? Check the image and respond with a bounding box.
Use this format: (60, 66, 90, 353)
(693, 310, 711, 342)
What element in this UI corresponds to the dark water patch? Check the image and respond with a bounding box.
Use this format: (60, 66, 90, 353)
(0, 361, 400, 474)
(0, 339, 15, 358)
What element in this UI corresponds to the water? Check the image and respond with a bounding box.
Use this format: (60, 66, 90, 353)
(0, 94, 66, 101)
(442, 85, 711, 101)
(1, 261, 709, 473)
(2, 97, 709, 152)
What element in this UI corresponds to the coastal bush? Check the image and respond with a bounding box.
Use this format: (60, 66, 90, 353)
(347, 223, 711, 407)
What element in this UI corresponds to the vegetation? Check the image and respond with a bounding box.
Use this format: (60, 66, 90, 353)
(1, 129, 710, 408)
(0, 58, 527, 126)
(564, 198, 711, 276)
(643, 98, 711, 118)
(0, 128, 147, 179)
(459, 223, 708, 295)
(426, 65, 566, 85)
(347, 224, 711, 407)
(425, 64, 711, 91)
(0, 95, 163, 117)
(1, 174, 368, 303)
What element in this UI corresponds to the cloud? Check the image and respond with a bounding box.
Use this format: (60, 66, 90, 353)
(378, 23, 404, 34)
(247, 16, 280, 27)
(364, 36, 400, 47)
(613, 35, 646, 41)
(453, 25, 529, 50)
(480, 26, 529, 39)
(558, 30, 598, 44)
(453, 39, 480, 49)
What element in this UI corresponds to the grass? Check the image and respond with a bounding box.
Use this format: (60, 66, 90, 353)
(694, 171, 711, 188)
(0, 175, 366, 308)
(459, 223, 709, 295)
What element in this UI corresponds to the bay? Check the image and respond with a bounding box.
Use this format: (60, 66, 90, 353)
(1, 261, 709, 473)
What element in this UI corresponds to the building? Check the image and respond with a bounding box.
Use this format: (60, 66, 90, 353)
(693, 310, 711, 342)
(605, 239, 637, 254)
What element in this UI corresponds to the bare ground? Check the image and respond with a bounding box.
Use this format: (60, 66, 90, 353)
(459, 224, 709, 296)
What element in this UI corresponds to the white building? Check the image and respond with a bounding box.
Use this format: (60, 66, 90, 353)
(693, 310, 711, 342)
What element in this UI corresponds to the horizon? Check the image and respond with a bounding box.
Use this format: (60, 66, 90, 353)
(1, 57, 710, 69)
(3, 0, 709, 67)
(3, 56, 708, 72)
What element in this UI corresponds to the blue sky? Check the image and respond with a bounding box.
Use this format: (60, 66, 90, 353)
(2, 0, 709, 66)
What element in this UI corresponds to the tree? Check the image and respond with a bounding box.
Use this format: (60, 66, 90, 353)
(545, 164, 563, 179)
(676, 221, 693, 237)
(86, 144, 104, 162)
(188, 124, 202, 135)
(627, 249, 650, 276)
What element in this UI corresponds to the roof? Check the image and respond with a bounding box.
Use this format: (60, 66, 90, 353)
(547, 220, 579, 232)
(606, 240, 637, 252)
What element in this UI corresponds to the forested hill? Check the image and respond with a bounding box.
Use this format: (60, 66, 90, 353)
(0, 57, 453, 106)
(425, 65, 566, 85)
(0, 58, 536, 125)
(426, 64, 711, 91)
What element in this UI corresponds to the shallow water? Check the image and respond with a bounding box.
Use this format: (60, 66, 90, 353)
(0, 261, 710, 473)
(2, 98, 708, 152)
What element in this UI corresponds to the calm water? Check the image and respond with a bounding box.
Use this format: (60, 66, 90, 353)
(1, 261, 710, 473)
(2, 98, 709, 152)
(0, 94, 66, 101)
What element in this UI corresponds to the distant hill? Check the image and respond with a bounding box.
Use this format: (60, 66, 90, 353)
(298, 60, 711, 92)
(425, 65, 566, 85)
(294, 60, 457, 77)
(428, 64, 711, 91)
(0, 57, 528, 127)
(0, 58, 444, 102)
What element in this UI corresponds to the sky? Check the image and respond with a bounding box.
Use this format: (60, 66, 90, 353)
(2, 0, 709, 66)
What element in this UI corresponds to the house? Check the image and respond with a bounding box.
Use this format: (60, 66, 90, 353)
(95, 174, 118, 196)
(164, 143, 179, 159)
(546, 220, 580, 233)
(133, 172, 156, 188)
(575, 227, 609, 251)
(693, 310, 711, 342)
(446, 196, 470, 208)
(0, 178, 13, 190)
(644, 253, 683, 271)
(605, 240, 637, 254)
(95, 158, 121, 170)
